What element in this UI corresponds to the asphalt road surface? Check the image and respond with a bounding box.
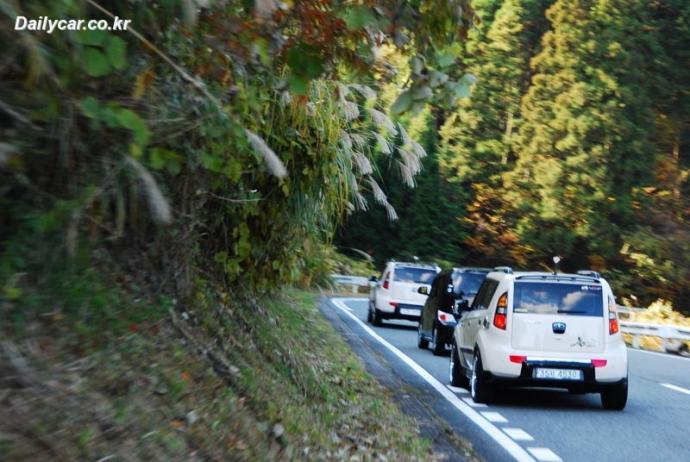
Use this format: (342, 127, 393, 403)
(324, 297, 690, 462)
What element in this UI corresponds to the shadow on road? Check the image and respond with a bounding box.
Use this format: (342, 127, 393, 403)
(376, 321, 418, 331)
(490, 387, 602, 410)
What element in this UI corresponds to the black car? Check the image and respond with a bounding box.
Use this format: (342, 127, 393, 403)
(417, 267, 490, 355)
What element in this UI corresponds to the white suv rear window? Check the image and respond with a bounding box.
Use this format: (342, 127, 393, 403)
(513, 282, 603, 317)
(394, 267, 437, 284)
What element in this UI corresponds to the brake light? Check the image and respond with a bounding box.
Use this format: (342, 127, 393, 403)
(383, 279, 389, 289)
(608, 298, 619, 334)
(438, 311, 451, 322)
(591, 359, 607, 368)
(389, 302, 398, 308)
(609, 317, 619, 334)
(493, 292, 508, 330)
(509, 355, 526, 364)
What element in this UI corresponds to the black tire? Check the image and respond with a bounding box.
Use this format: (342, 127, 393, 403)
(417, 323, 429, 349)
(679, 344, 690, 358)
(367, 301, 374, 323)
(449, 344, 469, 388)
(372, 307, 383, 327)
(470, 351, 493, 404)
(601, 380, 628, 410)
(432, 325, 446, 356)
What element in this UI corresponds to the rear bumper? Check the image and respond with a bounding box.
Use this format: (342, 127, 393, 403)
(479, 340, 628, 382)
(377, 301, 424, 320)
(483, 362, 628, 392)
(435, 321, 457, 344)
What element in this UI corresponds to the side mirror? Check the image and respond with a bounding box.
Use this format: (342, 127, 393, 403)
(369, 275, 378, 282)
(417, 286, 429, 295)
(454, 299, 469, 314)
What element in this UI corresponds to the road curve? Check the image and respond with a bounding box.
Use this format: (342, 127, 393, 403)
(325, 297, 690, 462)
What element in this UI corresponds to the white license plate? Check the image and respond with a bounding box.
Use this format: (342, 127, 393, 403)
(400, 308, 420, 316)
(533, 368, 582, 381)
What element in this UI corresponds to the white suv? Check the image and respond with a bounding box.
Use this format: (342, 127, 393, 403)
(368, 261, 439, 326)
(449, 268, 628, 410)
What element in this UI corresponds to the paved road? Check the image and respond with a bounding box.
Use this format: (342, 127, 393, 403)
(325, 297, 690, 462)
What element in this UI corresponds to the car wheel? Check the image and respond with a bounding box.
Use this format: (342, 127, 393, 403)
(367, 301, 373, 323)
(449, 343, 469, 388)
(372, 306, 383, 327)
(470, 350, 493, 404)
(417, 323, 429, 349)
(679, 343, 690, 358)
(601, 380, 628, 410)
(431, 325, 446, 356)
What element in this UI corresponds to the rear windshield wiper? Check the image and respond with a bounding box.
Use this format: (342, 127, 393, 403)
(557, 309, 589, 314)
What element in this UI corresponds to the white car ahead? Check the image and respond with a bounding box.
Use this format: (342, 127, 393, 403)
(368, 261, 439, 326)
(449, 268, 628, 410)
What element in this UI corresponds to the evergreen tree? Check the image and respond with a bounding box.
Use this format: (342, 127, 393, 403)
(439, 0, 553, 263)
(505, 0, 658, 268)
(336, 111, 466, 265)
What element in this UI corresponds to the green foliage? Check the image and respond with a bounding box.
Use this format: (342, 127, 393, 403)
(505, 0, 659, 266)
(338, 110, 467, 265)
(339, 0, 690, 311)
(0, 0, 476, 316)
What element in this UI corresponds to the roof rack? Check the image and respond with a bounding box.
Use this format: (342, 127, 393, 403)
(493, 266, 513, 274)
(576, 270, 601, 280)
(515, 274, 600, 283)
(390, 261, 440, 270)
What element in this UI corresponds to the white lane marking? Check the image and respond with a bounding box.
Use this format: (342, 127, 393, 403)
(481, 411, 508, 423)
(503, 428, 534, 442)
(447, 385, 469, 394)
(527, 447, 562, 462)
(331, 298, 536, 462)
(628, 348, 690, 362)
(661, 383, 690, 395)
(462, 397, 487, 408)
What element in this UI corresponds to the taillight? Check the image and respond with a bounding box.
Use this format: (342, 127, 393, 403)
(509, 355, 526, 364)
(493, 292, 508, 330)
(608, 298, 619, 334)
(383, 279, 389, 289)
(438, 311, 451, 322)
(592, 359, 607, 368)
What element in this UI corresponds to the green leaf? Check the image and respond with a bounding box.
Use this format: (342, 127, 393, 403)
(254, 38, 271, 66)
(235, 223, 251, 259)
(285, 43, 324, 94)
(106, 36, 127, 70)
(286, 43, 324, 79)
(390, 89, 413, 115)
(429, 70, 448, 88)
(149, 147, 183, 175)
(436, 51, 456, 69)
(101, 106, 120, 128)
(287, 74, 309, 95)
(117, 109, 150, 147)
(80, 97, 101, 119)
(341, 6, 376, 30)
(412, 85, 433, 101)
(83, 48, 111, 77)
(76, 29, 107, 46)
(453, 74, 477, 99)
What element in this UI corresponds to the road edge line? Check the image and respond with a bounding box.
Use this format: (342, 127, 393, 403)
(330, 297, 536, 462)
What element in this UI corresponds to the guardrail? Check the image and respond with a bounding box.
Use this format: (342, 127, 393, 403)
(330, 274, 370, 294)
(616, 305, 690, 355)
(620, 320, 690, 354)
